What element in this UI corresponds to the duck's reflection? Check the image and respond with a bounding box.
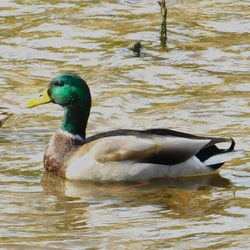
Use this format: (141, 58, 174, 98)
(40, 171, 234, 228)
(41, 171, 231, 199)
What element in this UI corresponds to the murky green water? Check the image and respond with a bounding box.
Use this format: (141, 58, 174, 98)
(1, 0, 250, 249)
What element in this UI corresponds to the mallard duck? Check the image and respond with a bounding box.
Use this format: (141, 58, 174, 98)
(24, 73, 241, 181)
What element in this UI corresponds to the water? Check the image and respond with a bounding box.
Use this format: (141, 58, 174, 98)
(1, 0, 250, 249)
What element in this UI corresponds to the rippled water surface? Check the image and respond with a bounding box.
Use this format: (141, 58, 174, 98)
(1, 0, 250, 249)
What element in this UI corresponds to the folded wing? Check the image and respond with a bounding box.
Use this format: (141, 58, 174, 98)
(83, 129, 236, 167)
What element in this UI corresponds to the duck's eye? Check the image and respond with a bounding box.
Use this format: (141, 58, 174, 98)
(54, 81, 65, 86)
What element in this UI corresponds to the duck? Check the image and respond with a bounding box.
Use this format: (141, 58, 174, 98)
(24, 73, 241, 181)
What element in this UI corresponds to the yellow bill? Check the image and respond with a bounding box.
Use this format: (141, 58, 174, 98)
(23, 88, 52, 108)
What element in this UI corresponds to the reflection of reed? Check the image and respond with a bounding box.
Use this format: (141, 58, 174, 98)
(158, 0, 167, 47)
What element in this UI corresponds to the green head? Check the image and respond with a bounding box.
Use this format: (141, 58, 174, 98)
(25, 73, 92, 139)
(48, 73, 91, 108)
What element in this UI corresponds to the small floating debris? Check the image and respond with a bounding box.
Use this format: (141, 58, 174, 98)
(128, 41, 142, 56)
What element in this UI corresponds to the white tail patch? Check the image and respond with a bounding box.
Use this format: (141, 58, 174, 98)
(204, 150, 244, 166)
